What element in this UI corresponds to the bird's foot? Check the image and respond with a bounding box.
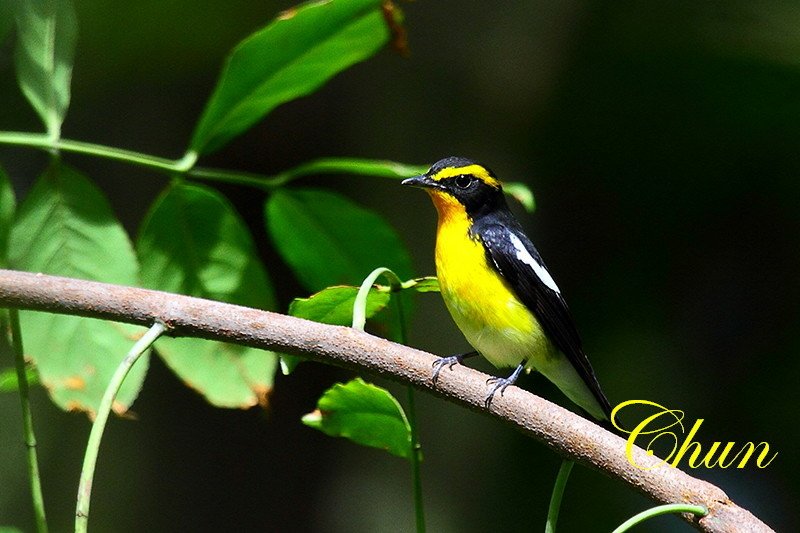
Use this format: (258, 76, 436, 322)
(484, 362, 525, 409)
(432, 355, 461, 384)
(431, 351, 478, 385)
(484, 377, 516, 409)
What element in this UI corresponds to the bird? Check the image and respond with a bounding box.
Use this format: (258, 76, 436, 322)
(402, 156, 612, 422)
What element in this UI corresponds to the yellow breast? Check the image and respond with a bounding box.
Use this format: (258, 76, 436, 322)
(429, 191, 553, 369)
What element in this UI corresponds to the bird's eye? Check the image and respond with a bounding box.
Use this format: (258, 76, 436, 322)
(455, 175, 473, 189)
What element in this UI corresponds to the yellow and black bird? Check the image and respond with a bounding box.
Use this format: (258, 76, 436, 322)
(403, 157, 612, 422)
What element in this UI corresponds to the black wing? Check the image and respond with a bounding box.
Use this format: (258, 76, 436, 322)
(475, 218, 612, 418)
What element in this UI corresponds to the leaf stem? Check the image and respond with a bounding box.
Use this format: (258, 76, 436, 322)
(266, 157, 427, 187)
(405, 383, 425, 533)
(75, 321, 166, 533)
(0, 132, 537, 210)
(353, 267, 425, 532)
(186, 165, 276, 189)
(545, 459, 574, 533)
(611, 503, 708, 533)
(8, 309, 48, 533)
(352, 267, 402, 330)
(0, 131, 178, 171)
(396, 302, 425, 533)
(0, 131, 424, 190)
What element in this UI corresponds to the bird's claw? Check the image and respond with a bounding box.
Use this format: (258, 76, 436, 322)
(431, 355, 464, 385)
(483, 377, 514, 409)
(483, 362, 525, 409)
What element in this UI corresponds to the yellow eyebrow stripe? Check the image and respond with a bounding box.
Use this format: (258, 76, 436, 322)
(430, 164, 502, 188)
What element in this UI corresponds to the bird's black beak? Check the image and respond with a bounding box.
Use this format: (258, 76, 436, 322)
(402, 174, 436, 189)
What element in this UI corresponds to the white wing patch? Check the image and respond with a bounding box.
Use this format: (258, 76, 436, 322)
(508, 233, 561, 294)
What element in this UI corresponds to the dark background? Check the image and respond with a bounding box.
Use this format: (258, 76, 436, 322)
(1, 1, 798, 531)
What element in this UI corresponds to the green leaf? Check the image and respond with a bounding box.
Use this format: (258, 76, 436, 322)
(138, 182, 276, 308)
(8, 162, 146, 415)
(397, 276, 440, 293)
(289, 285, 390, 326)
(271, 157, 427, 185)
(0, 366, 38, 392)
(137, 182, 278, 408)
(279, 354, 304, 376)
(13, 0, 78, 139)
(302, 378, 412, 459)
(504, 181, 536, 212)
(266, 188, 413, 292)
(280, 284, 390, 374)
(0, 165, 16, 265)
(156, 337, 275, 408)
(0, 527, 24, 533)
(0, 1, 13, 45)
(189, 0, 390, 155)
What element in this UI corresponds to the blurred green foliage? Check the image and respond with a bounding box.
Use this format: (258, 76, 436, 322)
(2, 0, 421, 416)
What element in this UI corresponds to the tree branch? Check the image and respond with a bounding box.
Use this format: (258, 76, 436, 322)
(0, 269, 774, 533)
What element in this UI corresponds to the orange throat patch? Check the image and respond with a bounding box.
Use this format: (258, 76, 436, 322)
(427, 189, 463, 229)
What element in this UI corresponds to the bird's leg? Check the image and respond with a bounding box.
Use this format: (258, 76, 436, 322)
(431, 351, 479, 384)
(484, 361, 525, 409)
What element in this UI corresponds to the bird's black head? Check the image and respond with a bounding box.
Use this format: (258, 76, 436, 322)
(402, 157, 507, 217)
